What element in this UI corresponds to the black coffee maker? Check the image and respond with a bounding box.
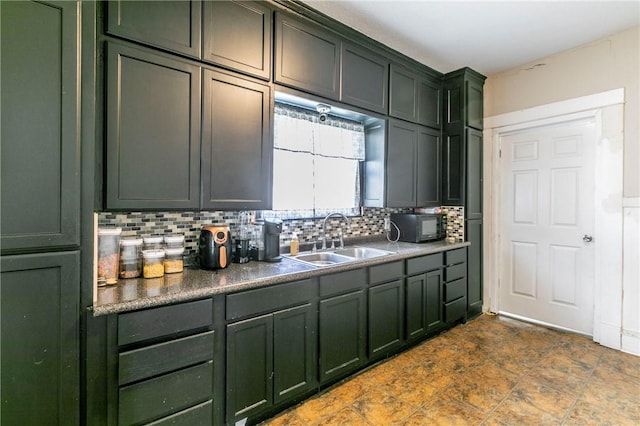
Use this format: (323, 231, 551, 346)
(263, 218, 282, 262)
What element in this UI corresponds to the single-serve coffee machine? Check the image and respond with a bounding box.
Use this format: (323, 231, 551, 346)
(263, 218, 282, 262)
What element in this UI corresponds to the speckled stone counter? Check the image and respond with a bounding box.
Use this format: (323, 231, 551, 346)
(93, 239, 469, 316)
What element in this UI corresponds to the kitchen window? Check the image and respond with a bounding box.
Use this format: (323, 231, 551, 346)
(272, 102, 365, 218)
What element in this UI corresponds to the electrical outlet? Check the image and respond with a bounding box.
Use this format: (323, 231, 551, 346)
(384, 218, 391, 231)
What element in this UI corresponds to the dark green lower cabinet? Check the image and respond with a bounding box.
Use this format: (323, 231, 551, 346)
(406, 269, 444, 342)
(319, 290, 366, 384)
(368, 279, 404, 359)
(0, 252, 80, 425)
(227, 303, 316, 424)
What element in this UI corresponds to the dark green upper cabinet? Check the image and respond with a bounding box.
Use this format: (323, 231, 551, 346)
(340, 42, 388, 114)
(417, 127, 442, 207)
(201, 69, 272, 210)
(444, 67, 485, 130)
(106, 42, 201, 210)
(389, 64, 418, 122)
(1, 0, 80, 253)
(389, 64, 442, 129)
(442, 129, 465, 206)
(274, 12, 341, 100)
(203, 1, 272, 80)
(106, 0, 202, 59)
(466, 128, 483, 220)
(384, 120, 441, 208)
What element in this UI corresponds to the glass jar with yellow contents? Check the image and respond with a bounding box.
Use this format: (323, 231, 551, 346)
(142, 249, 165, 279)
(164, 247, 184, 273)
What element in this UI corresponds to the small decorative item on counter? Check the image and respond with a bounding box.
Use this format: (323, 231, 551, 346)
(163, 247, 184, 273)
(142, 249, 165, 278)
(119, 237, 143, 279)
(163, 234, 184, 249)
(143, 235, 164, 250)
(290, 233, 299, 256)
(97, 227, 122, 285)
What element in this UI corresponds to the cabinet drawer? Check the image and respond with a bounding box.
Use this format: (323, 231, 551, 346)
(445, 263, 466, 282)
(320, 268, 366, 298)
(226, 279, 314, 321)
(444, 297, 466, 323)
(369, 261, 403, 285)
(118, 299, 212, 346)
(406, 252, 442, 275)
(119, 331, 214, 386)
(147, 400, 212, 426)
(445, 248, 466, 265)
(119, 361, 213, 426)
(444, 278, 466, 303)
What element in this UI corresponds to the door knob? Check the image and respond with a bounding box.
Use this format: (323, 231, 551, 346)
(583, 235, 593, 242)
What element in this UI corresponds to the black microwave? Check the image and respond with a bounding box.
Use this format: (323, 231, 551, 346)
(390, 213, 446, 243)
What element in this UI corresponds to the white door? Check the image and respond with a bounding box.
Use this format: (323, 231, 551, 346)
(499, 118, 596, 335)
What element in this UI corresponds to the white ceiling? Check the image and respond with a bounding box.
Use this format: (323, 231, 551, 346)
(300, 0, 640, 75)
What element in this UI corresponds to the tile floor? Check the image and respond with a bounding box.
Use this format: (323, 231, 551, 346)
(261, 314, 639, 425)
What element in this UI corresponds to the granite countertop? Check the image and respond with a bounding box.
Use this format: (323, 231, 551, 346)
(93, 239, 470, 316)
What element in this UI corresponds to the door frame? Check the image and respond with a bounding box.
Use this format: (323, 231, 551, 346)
(484, 88, 624, 349)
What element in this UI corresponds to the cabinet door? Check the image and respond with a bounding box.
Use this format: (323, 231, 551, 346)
(416, 126, 442, 207)
(340, 43, 388, 114)
(368, 279, 404, 359)
(275, 12, 340, 99)
(466, 77, 484, 130)
(389, 64, 418, 122)
(442, 126, 465, 206)
(1, 251, 80, 425)
(106, 43, 201, 210)
(1, 1, 80, 252)
(273, 304, 317, 405)
(319, 291, 366, 384)
(226, 314, 273, 423)
(417, 77, 442, 129)
(425, 269, 445, 333)
(466, 128, 483, 220)
(203, 1, 271, 80)
(466, 220, 483, 318)
(201, 69, 272, 210)
(106, 0, 201, 58)
(386, 120, 417, 207)
(406, 273, 427, 342)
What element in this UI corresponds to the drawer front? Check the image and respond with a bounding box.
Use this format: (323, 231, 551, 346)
(118, 299, 212, 346)
(119, 361, 213, 426)
(445, 263, 466, 282)
(319, 268, 366, 298)
(444, 278, 466, 303)
(445, 248, 466, 265)
(119, 331, 214, 385)
(406, 252, 442, 275)
(147, 400, 212, 426)
(444, 297, 466, 323)
(369, 261, 403, 285)
(226, 279, 314, 321)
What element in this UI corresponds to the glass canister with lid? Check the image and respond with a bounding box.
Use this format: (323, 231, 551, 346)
(142, 249, 165, 278)
(164, 234, 184, 249)
(119, 237, 143, 279)
(143, 235, 164, 251)
(97, 227, 122, 285)
(164, 247, 185, 273)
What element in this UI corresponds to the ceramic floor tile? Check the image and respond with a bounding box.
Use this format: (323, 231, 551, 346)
(564, 400, 639, 425)
(261, 315, 640, 426)
(486, 397, 563, 426)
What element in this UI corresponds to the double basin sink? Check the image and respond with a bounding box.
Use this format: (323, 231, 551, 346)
(287, 246, 393, 267)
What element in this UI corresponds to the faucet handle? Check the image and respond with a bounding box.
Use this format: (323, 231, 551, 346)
(311, 241, 317, 253)
(330, 239, 335, 250)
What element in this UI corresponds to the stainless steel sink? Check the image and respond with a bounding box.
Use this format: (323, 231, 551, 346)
(287, 246, 392, 267)
(333, 247, 392, 260)
(290, 252, 355, 266)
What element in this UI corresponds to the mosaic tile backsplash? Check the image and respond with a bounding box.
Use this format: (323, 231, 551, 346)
(98, 207, 465, 258)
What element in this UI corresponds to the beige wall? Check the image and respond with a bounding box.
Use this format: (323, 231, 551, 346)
(485, 26, 639, 197)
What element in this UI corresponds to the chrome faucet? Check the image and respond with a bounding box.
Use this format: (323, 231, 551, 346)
(322, 212, 351, 250)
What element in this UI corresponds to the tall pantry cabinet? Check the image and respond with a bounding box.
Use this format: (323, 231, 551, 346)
(0, 1, 82, 424)
(443, 68, 486, 319)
